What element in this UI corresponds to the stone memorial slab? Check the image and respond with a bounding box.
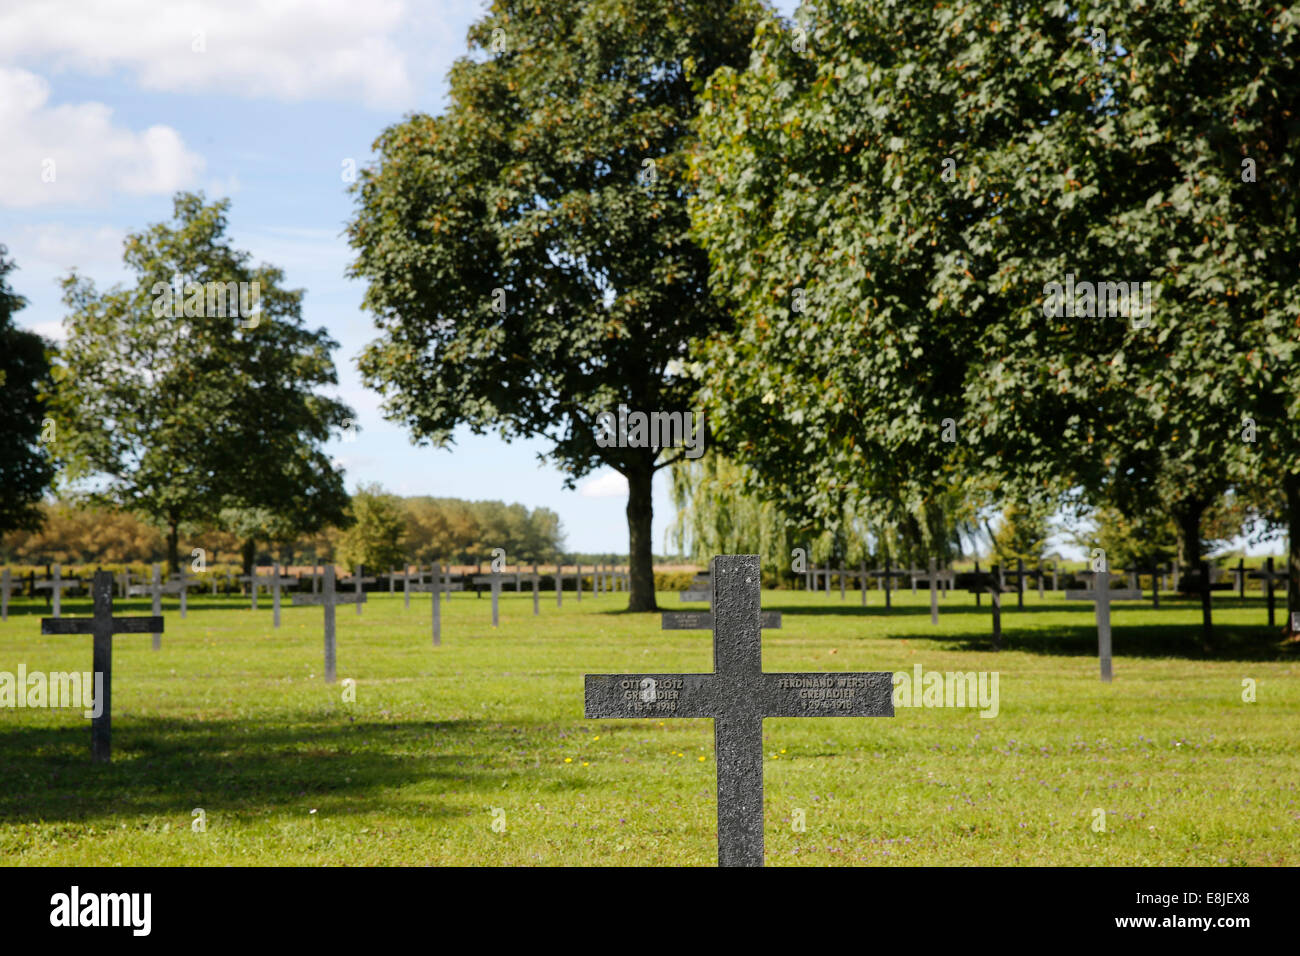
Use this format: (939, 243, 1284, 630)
(41, 570, 163, 762)
(679, 589, 711, 603)
(585, 554, 894, 867)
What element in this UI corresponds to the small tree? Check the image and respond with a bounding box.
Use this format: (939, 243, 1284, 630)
(335, 485, 407, 572)
(50, 193, 352, 572)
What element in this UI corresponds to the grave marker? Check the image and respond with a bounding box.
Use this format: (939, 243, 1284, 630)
(161, 567, 200, 618)
(267, 563, 295, 627)
(34, 564, 82, 619)
(291, 566, 366, 682)
(1066, 570, 1143, 681)
(472, 573, 503, 627)
(1251, 557, 1289, 628)
(1, 568, 15, 621)
(962, 563, 1015, 649)
(343, 566, 377, 616)
(585, 555, 894, 867)
(41, 570, 163, 762)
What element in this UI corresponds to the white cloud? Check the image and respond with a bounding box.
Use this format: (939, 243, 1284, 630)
(0, 68, 204, 208)
(0, 0, 413, 107)
(18, 223, 126, 271)
(579, 470, 628, 499)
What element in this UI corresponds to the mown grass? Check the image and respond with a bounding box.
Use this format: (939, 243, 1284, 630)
(0, 584, 1296, 866)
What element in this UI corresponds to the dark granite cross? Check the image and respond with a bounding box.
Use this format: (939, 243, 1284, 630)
(40, 570, 163, 763)
(867, 561, 909, 608)
(1000, 558, 1033, 609)
(961, 562, 1015, 650)
(1251, 558, 1289, 628)
(291, 565, 365, 682)
(585, 554, 894, 867)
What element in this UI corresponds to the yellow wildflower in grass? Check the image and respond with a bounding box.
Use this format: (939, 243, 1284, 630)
(564, 757, 572, 763)
(698, 756, 706, 762)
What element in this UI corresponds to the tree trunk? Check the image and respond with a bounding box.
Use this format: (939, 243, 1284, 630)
(167, 520, 180, 576)
(1287, 472, 1300, 635)
(625, 458, 658, 612)
(1173, 501, 1212, 648)
(242, 538, 256, 577)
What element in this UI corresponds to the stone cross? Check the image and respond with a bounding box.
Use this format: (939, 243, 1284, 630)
(237, 570, 262, 610)
(412, 563, 464, 645)
(1066, 570, 1143, 682)
(162, 567, 200, 618)
(266, 563, 295, 627)
(1233, 558, 1246, 599)
(532, 563, 540, 615)
(555, 564, 565, 607)
(344, 566, 377, 616)
(472, 573, 503, 627)
(585, 555, 894, 867)
(41, 570, 163, 763)
(1, 567, 16, 621)
(868, 561, 909, 608)
(928, 557, 940, 625)
(962, 563, 1015, 650)
(392, 565, 421, 609)
(148, 564, 162, 649)
(34, 564, 82, 619)
(575, 564, 583, 602)
(997, 558, 1033, 609)
(291, 565, 366, 682)
(1252, 557, 1289, 628)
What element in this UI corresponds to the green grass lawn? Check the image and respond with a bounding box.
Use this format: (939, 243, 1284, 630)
(1, 584, 1296, 866)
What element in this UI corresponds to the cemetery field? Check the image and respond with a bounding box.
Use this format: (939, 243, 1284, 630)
(0, 589, 1297, 867)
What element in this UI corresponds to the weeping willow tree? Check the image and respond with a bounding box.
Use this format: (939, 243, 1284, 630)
(668, 453, 796, 584)
(669, 454, 978, 586)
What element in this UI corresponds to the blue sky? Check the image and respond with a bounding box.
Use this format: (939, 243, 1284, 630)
(2, 0, 810, 555)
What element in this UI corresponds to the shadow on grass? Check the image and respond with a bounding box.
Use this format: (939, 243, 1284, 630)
(937, 622, 1296, 662)
(0, 716, 527, 825)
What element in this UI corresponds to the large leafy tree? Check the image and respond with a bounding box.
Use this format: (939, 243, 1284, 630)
(690, 0, 1300, 641)
(347, 0, 764, 610)
(0, 246, 57, 533)
(50, 193, 353, 572)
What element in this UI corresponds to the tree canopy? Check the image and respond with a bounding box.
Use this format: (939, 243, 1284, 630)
(346, 0, 765, 610)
